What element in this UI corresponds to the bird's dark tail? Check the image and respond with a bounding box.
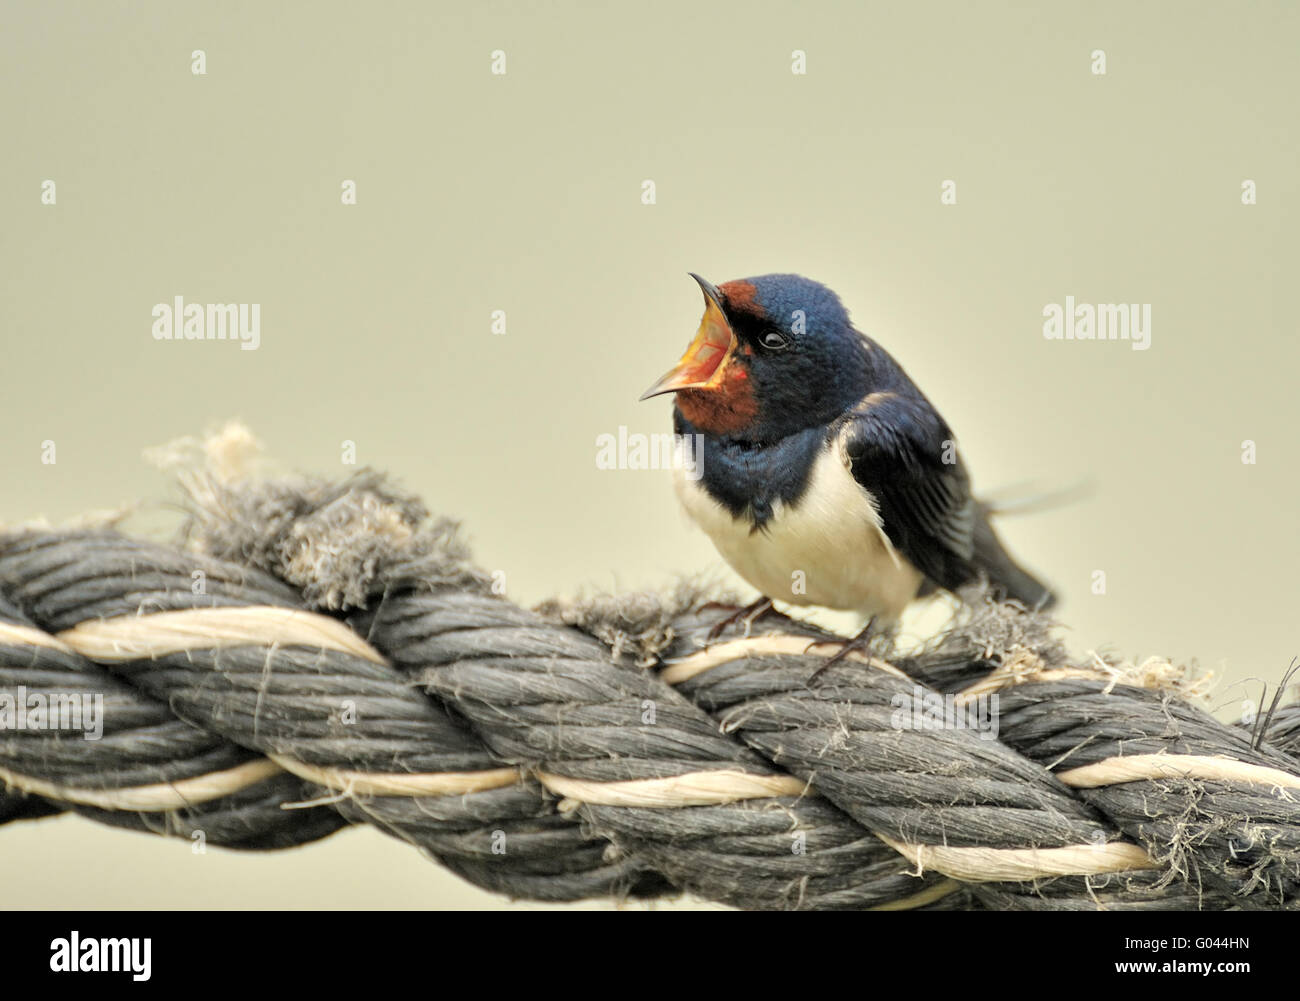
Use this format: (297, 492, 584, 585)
(971, 503, 1056, 610)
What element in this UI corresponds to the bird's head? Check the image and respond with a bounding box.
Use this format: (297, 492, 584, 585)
(640, 273, 870, 440)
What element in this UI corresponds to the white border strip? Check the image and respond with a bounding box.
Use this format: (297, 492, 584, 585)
(1059, 753, 1300, 790)
(0, 757, 282, 811)
(876, 834, 1156, 882)
(273, 756, 522, 797)
(0, 621, 75, 655)
(538, 769, 808, 807)
(57, 607, 386, 664)
(661, 635, 911, 685)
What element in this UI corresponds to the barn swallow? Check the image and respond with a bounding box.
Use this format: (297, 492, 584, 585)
(641, 273, 1053, 651)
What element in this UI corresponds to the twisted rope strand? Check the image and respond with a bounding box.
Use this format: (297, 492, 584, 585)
(2, 466, 1297, 910)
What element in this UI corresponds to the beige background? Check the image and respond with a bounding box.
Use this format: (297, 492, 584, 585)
(1, 1, 1296, 909)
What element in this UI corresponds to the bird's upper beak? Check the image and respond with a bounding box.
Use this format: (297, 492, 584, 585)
(639, 273, 739, 401)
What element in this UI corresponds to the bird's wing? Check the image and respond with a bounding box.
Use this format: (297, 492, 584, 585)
(837, 393, 977, 589)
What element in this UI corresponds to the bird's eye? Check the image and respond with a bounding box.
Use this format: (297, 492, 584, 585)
(759, 330, 790, 351)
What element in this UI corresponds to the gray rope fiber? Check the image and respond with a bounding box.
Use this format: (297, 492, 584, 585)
(2, 456, 1298, 910)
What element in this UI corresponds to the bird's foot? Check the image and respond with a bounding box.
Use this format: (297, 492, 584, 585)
(703, 597, 775, 642)
(807, 616, 878, 685)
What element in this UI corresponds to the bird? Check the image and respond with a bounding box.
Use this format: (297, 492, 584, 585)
(640, 272, 1054, 657)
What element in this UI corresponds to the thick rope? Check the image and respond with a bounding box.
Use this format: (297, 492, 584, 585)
(2, 461, 1297, 909)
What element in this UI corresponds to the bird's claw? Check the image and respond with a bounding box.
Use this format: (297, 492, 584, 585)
(705, 597, 775, 642)
(807, 616, 878, 685)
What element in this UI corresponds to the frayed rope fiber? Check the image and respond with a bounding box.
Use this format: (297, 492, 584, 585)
(2, 428, 1299, 909)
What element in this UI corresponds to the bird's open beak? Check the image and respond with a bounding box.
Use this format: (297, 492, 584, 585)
(639, 274, 739, 401)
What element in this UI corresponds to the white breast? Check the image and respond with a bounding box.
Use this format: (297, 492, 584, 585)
(674, 439, 924, 621)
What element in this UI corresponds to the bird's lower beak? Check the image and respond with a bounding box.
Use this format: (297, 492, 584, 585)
(640, 274, 738, 401)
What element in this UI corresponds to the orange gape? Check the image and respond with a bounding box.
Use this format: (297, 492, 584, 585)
(675, 278, 761, 434)
(676, 361, 758, 435)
